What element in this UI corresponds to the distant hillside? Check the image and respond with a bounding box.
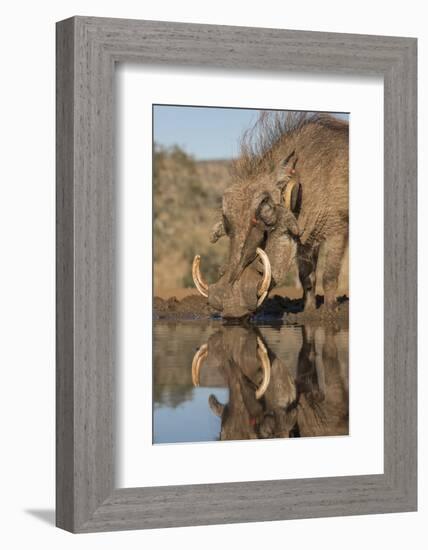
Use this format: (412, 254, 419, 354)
(154, 145, 232, 292)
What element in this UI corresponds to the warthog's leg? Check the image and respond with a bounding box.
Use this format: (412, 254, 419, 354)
(322, 233, 348, 310)
(297, 244, 320, 311)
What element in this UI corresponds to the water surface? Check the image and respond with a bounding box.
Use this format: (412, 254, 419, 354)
(153, 321, 348, 444)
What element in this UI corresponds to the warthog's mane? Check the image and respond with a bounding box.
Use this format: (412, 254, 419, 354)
(231, 111, 349, 181)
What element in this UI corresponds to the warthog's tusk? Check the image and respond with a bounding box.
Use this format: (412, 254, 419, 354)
(192, 338, 270, 398)
(256, 247, 272, 307)
(192, 255, 209, 298)
(255, 336, 271, 399)
(191, 343, 208, 386)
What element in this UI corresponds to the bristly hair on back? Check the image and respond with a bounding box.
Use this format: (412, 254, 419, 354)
(231, 110, 348, 181)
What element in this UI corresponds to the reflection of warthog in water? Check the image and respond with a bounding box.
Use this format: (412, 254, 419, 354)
(193, 112, 348, 318)
(192, 325, 348, 441)
(294, 326, 349, 437)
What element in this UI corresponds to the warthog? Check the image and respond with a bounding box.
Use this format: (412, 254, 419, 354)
(191, 325, 348, 441)
(192, 112, 348, 318)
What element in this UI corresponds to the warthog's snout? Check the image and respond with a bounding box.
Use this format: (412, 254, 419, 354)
(192, 248, 271, 318)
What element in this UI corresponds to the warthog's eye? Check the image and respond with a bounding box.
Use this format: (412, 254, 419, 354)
(257, 196, 277, 226)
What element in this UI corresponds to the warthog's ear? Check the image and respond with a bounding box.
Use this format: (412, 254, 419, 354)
(210, 220, 226, 243)
(284, 180, 302, 213)
(276, 150, 297, 190)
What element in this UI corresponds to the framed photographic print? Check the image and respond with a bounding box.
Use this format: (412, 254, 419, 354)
(56, 16, 417, 532)
(149, 104, 351, 444)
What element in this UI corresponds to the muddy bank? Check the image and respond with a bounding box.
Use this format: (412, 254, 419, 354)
(154, 293, 349, 328)
(153, 295, 214, 321)
(280, 295, 349, 329)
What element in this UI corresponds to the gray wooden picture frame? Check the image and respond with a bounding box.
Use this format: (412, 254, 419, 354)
(56, 16, 417, 533)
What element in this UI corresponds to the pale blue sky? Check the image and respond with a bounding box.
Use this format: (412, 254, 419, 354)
(153, 105, 349, 161)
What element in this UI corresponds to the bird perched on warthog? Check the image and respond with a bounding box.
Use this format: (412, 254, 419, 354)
(192, 111, 349, 319)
